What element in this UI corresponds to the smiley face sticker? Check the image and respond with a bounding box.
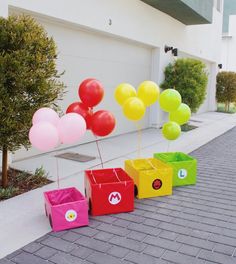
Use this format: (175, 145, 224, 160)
(65, 209, 77, 222)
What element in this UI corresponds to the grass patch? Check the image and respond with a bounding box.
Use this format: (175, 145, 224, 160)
(217, 103, 236, 114)
(0, 166, 52, 201)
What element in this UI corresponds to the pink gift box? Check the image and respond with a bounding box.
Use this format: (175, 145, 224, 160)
(44, 187, 89, 232)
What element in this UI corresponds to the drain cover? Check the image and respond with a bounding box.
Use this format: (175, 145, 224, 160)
(55, 152, 96, 162)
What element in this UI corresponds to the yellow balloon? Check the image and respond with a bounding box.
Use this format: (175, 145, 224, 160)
(123, 97, 146, 121)
(137, 81, 160, 106)
(159, 89, 182, 112)
(114, 83, 137, 106)
(162, 121, 181, 140)
(169, 103, 191, 125)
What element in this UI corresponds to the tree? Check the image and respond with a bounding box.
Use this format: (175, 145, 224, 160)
(0, 15, 65, 188)
(216, 71, 236, 112)
(161, 58, 208, 113)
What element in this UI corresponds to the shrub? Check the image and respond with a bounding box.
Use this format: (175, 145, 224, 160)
(216, 71, 236, 112)
(161, 58, 208, 113)
(0, 15, 65, 188)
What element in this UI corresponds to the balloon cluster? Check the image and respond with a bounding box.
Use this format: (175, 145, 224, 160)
(115, 81, 160, 121)
(67, 78, 116, 137)
(29, 108, 86, 151)
(159, 89, 191, 140)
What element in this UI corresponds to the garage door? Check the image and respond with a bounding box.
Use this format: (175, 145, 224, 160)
(14, 17, 153, 160)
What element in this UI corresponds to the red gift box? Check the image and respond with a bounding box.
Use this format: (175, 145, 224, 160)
(84, 168, 134, 216)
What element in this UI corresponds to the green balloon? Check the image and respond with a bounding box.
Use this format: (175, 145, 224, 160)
(159, 89, 182, 112)
(162, 121, 181, 140)
(169, 103, 191, 125)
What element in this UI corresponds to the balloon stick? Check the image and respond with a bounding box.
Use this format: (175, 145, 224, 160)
(56, 153, 60, 189)
(136, 122, 142, 158)
(167, 140, 171, 152)
(95, 135, 104, 168)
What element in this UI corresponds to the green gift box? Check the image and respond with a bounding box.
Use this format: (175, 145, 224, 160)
(153, 152, 197, 187)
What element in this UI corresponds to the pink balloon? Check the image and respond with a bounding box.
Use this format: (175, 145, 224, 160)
(57, 113, 86, 144)
(29, 122, 59, 151)
(32, 107, 60, 127)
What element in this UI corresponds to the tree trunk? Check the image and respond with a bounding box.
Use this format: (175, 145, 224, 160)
(2, 146, 8, 188)
(228, 102, 230, 112)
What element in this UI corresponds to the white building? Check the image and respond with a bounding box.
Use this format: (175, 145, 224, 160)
(221, 0, 236, 71)
(0, 0, 223, 160)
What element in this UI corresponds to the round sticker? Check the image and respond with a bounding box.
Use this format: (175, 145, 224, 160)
(152, 179, 162, 190)
(178, 169, 187, 179)
(65, 209, 77, 222)
(108, 192, 121, 205)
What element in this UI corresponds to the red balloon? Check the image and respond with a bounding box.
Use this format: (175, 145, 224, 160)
(66, 102, 93, 129)
(91, 110, 116, 137)
(78, 78, 104, 107)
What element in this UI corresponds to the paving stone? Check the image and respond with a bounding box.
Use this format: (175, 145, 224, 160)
(5, 250, 23, 260)
(162, 250, 205, 264)
(49, 230, 68, 238)
(144, 235, 181, 251)
(88, 219, 101, 228)
(107, 246, 130, 258)
(94, 231, 114, 242)
(126, 230, 147, 242)
(143, 218, 160, 227)
(213, 244, 235, 256)
(127, 222, 161, 236)
(12, 252, 49, 264)
(209, 234, 236, 247)
(49, 252, 84, 264)
(143, 245, 165, 258)
(176, 235, 215, 250)
(159, 222, 190, 235)
(96, 223, 130, 236)
(112, 219, 131, 228)
(109, 236, 146, 252)
(41, 236, 76, 252)
(144, 212, 173, 223)
(114, 213, 145, 223)
(179, 245, 200, 257)
(22, 242, 42, 253)
(159, 230, 178, 241)
(61, 231, 80, 242)
(72, 226, 98, 237)
(198, 249, 236, 264)
(70, 246, 93, 259)
(34, 246, 57, 259)
(125, 251, 168, 264)
(0, 259, 15, 264)
(91, 215, 116, 224)
(87, 252, 123, 264)
(75, 236, 112, 253)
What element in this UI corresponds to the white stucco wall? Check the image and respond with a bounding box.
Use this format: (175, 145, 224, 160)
(0, 0, 222, 62)
(222, 15, 236, 71)
(0, 0, 222, 160)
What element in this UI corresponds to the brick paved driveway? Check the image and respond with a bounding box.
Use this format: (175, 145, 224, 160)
(1, 127, 236, 264)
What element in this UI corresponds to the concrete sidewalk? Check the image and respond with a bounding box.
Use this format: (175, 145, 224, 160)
(0, 111, 236, 261)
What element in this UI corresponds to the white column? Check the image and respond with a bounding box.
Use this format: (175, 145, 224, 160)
(208, 62, 217, 111)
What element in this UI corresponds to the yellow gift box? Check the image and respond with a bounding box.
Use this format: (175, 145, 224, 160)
(124, 158, 173, 199)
